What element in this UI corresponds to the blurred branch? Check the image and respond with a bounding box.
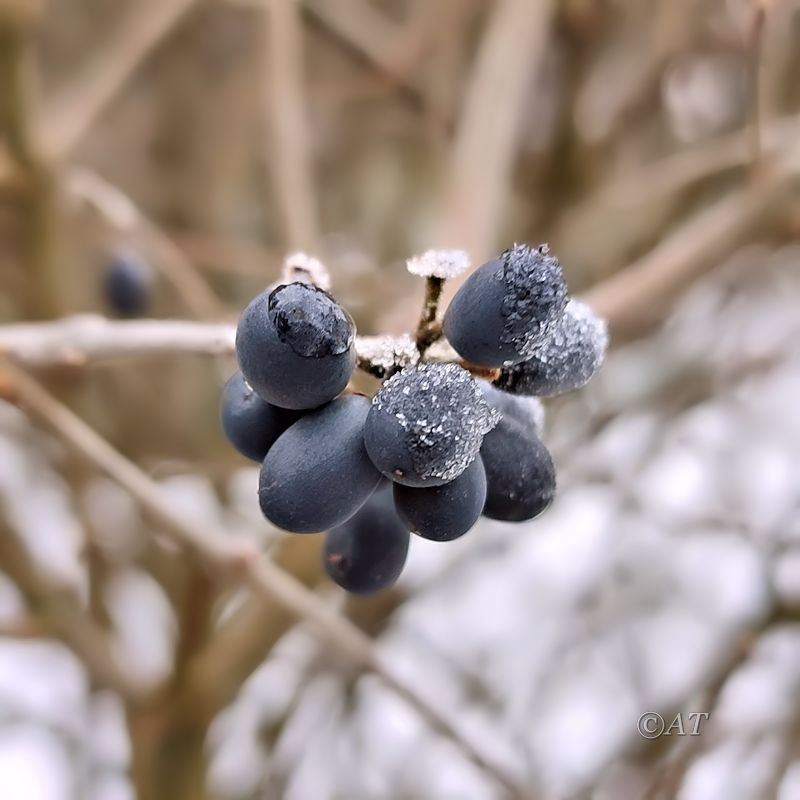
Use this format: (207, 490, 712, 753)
(262, 0, 319, 250)
(66, 168, 227, 321)
(3, 361, 534, 800)
(0, 502, 149, 701)
(42, 0, 202, 162)
(585, 157, 799, 340)
(0, 315, 236, 366)
(0, 8, 58, 317)
(438, 0, 555, 263)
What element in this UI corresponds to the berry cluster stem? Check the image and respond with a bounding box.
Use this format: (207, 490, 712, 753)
(415, 276, 445, 356)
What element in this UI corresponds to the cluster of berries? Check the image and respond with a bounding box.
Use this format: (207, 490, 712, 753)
(221, 245, 607, 593)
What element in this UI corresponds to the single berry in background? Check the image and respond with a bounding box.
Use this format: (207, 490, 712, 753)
(494, 298, 608, 397)
(478, 380, 545, 436)
(103, 251, 153, 317)
(259, 394, 382, 533)
(443, 243, 568, 368)
(220, 372, 302, 463)
(236, 282, 356, 410)
(480, 416, 556, 522)
(393, 457, 486, 542)
(323, 485, 410, 594)
(363, 363, 499, 487)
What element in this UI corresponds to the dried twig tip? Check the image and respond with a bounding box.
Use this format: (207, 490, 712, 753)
(406, 249, 471, 279)
(282, 252, 331, 291)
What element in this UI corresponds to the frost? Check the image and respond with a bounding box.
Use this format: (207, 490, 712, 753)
(495, 298, 608, 396)
(268, 282, 354, 358)
(356, 334, 419, 377)
(282, 251, 331, 291)
(406, 249, 471, 279)
(372, 363, 500, 482)
(497, 243, 569, 357)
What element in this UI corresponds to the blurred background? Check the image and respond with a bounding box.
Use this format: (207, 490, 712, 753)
(1, 0, 800, 798)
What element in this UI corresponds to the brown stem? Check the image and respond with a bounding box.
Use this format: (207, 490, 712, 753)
(415, 276, 445, 355)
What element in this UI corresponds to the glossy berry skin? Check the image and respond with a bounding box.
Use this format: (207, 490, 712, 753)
(259, 394, 382, 533)
(443, 244, 568, 368)
(103, 252, 153, 317)
(364, 363, 499, 488)
(494, 298, 608, 397)
(393, 457, 486, 541)
(236, 282, 356, 410)
(323, 486, 410, 594)
(480, 416, 555, 522)
(220, 372, 301, 462)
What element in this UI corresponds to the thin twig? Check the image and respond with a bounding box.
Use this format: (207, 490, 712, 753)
(415, 276, 445, 355)
(3, 362, 534, 800)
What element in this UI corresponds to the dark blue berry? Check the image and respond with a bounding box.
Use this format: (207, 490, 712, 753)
(236, 282, 356, 410)
(363, 363, 499, 487)
(393, 457, 486, 541)
(220, 372, 301, 462)
(494, 299, 608, 397)
(481, 416, 555, 522)
(103, 252, 153, 317)
(259, 394, 382, 533)
(443, 244, 568, 368)
(323, 485, 410, 594)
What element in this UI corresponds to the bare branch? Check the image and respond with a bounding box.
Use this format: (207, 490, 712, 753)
(67, 168, 227, 321)
(438, 0, 555, 264)
(3, 361, 533, 799)
(0, 501, 150, 701)
(262, 0, 319, 250)
(42, 0, 202, 162)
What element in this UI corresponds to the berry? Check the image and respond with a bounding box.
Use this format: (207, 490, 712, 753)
(103, 251, 153, 317)
(494, 299, 608, 397)
(443, 243, 568, 367)
(393, 457, 486, 541)
(236, 282, 356, 410)
(478, 380, 545, 436)
(323, 485, 409, 594)
(363, 363, 499, 487)
(220, 372, 301, 462)
(259, 394, 382, 533)
(481, 417, 555, 522)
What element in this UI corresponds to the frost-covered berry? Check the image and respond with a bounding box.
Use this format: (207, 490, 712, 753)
(443, 243, 568, 368)
(363, 363, 499, 487)
(236, 282, 356, 410)
(494, 299, 607, 397)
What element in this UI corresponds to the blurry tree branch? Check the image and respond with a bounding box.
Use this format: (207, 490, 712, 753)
(438, 0, 555, 265)
(2, 361, 534, 800)
(262, 0, 319, 251)
(0, 502, 151, 701)
(66, 168, 228, 321)
(0, 7, 58, 317)
(41, 0, 202, 162)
